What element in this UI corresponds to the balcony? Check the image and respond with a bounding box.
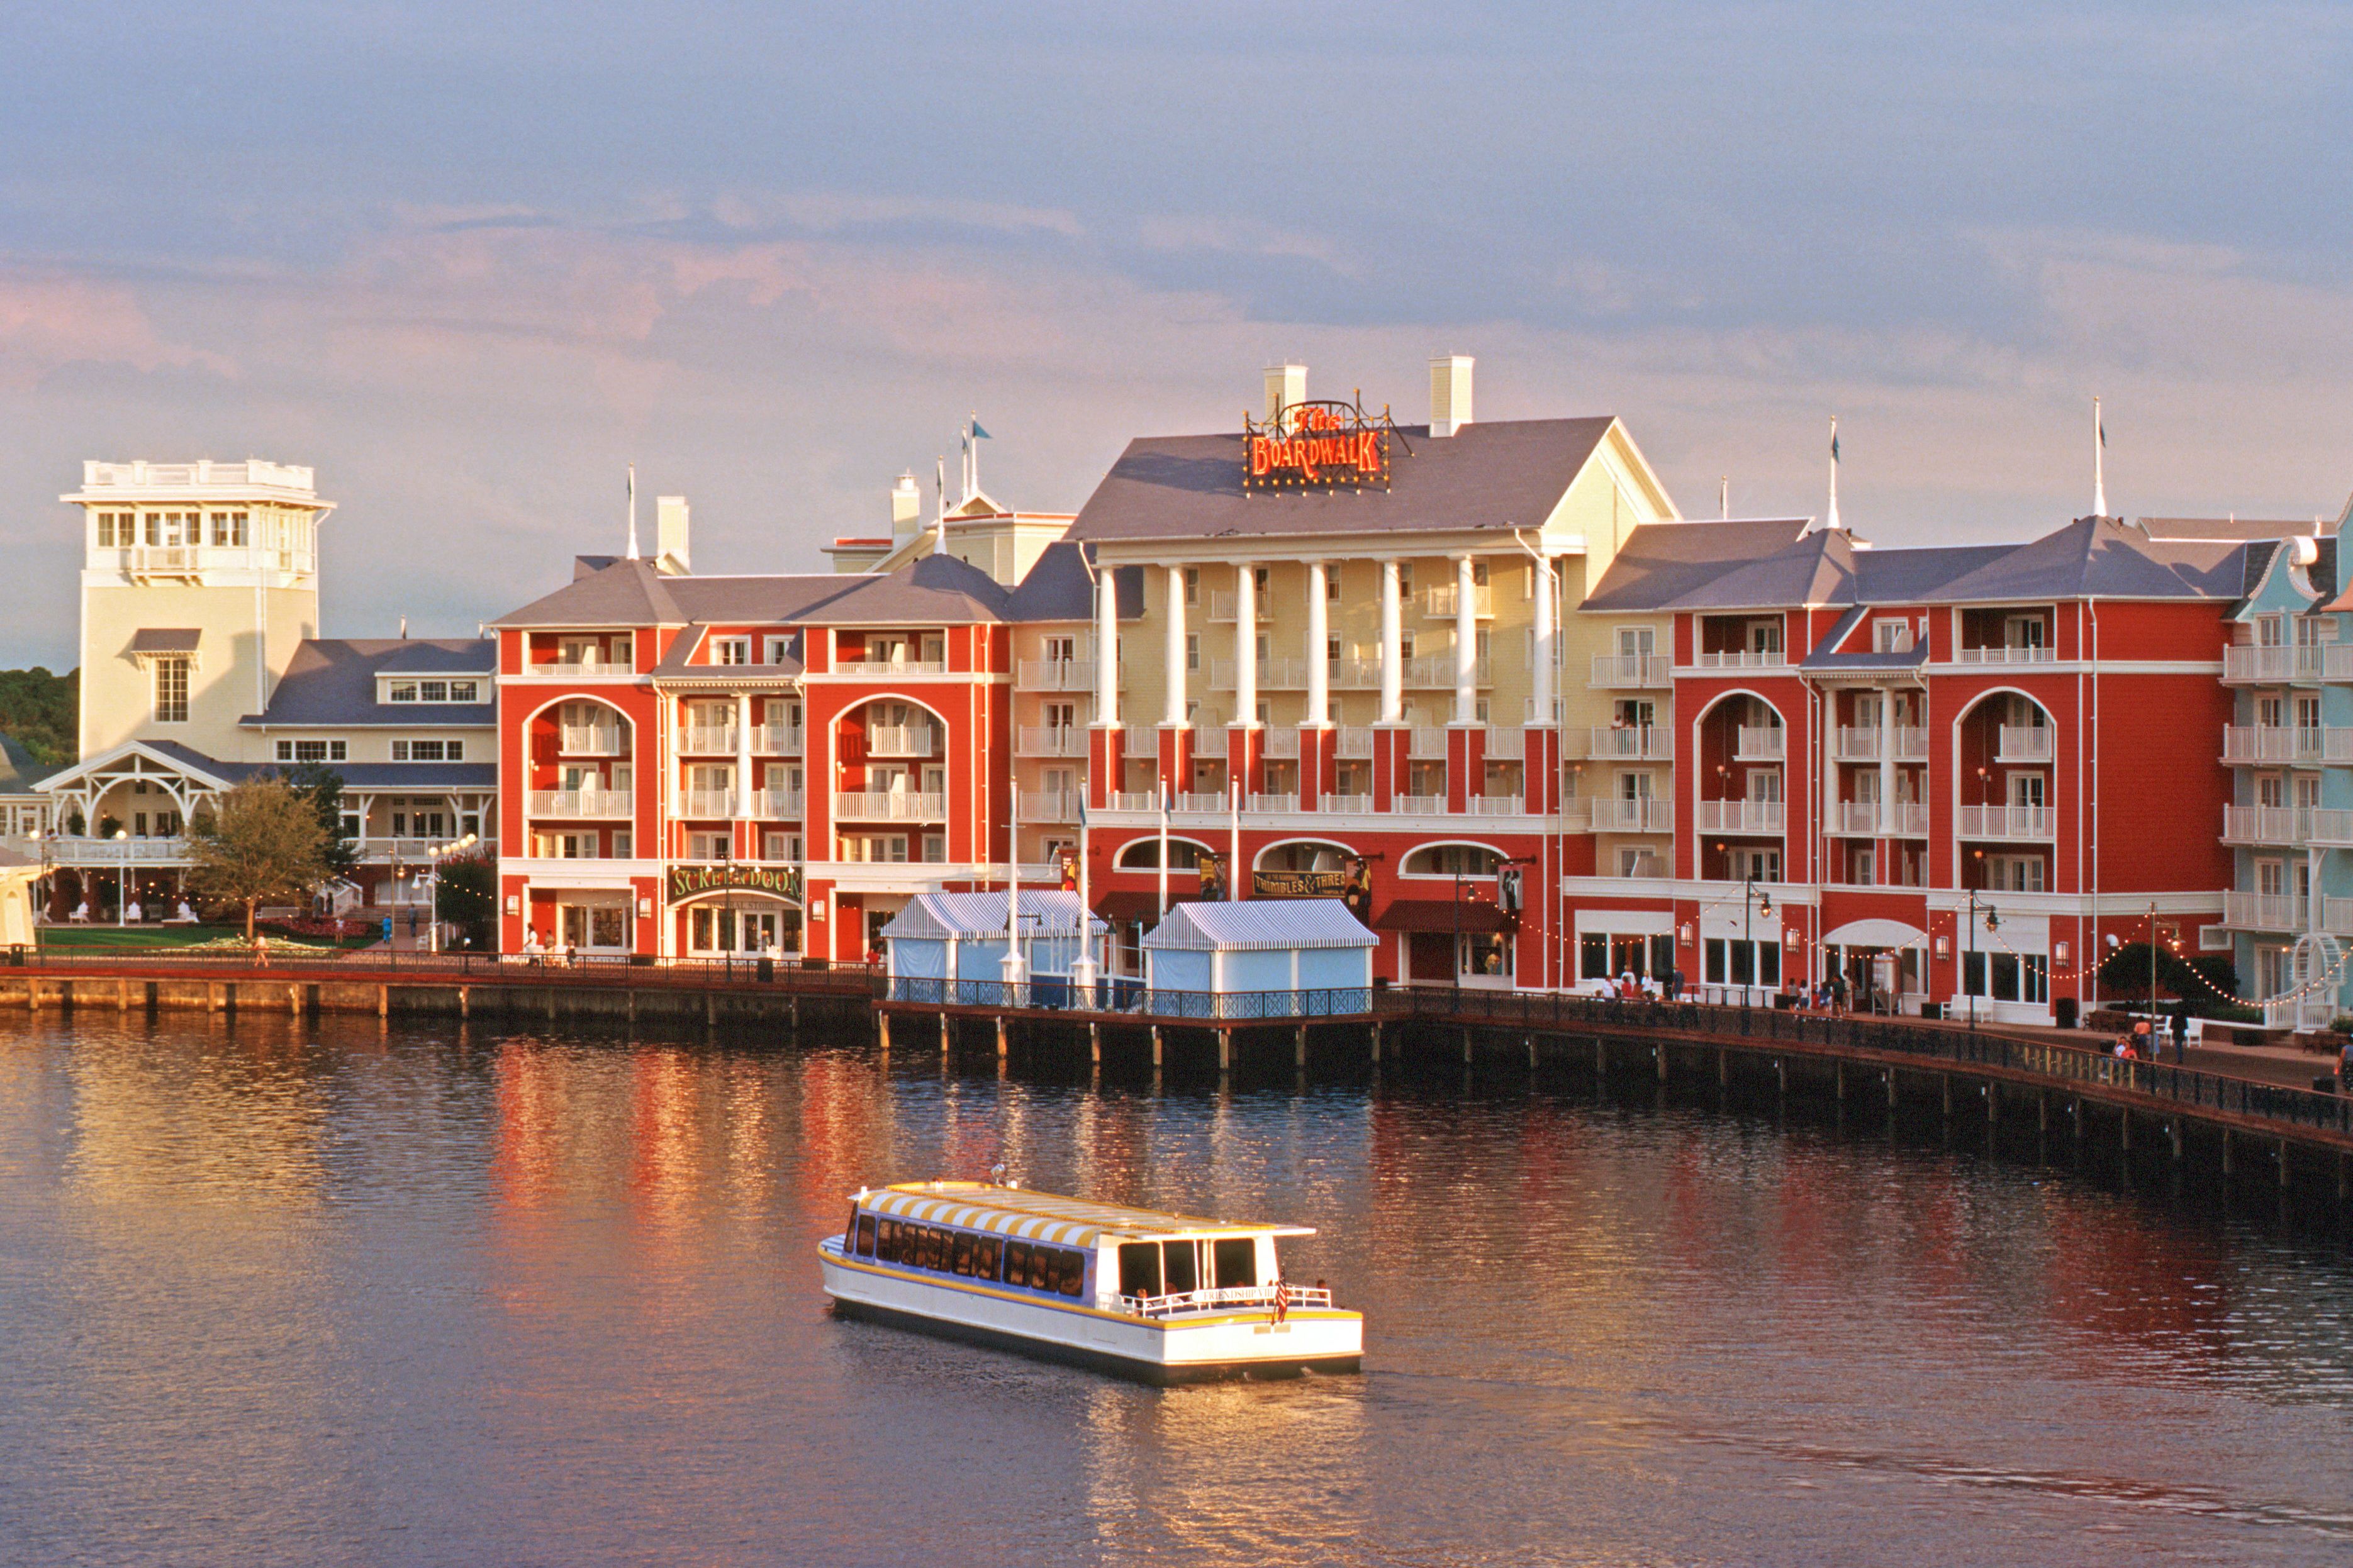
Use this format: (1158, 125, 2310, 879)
(1322, 792, 1374, 813)
(1994, 725, 2054, 763)
(2223, 890, 2306, 931)
(123, 545, 203, 579)
(1894, 727, 1928, 762)
(752, 724, 802, 755)
(1107, 791, 1158, 811)
(1246, 792, 1297, 813)
(527, 789, 632, 818)
(1589, 725, 1673, 762)
(1015, 657, 1097, 691)
(1832, 801, 1882, 835)
(1208, 590, 1238, 623)
(681, 788, 736, 818)
(1734, 725, 1786, 762)
(1693, 649, 1786, 670)
(833, 657, 948, 677)
(1261, 729, 1300, 760)
(1589, 798, 1674, 833)
(1123, 725, 1158, 755)
(48, 835, 189, 866)
(1590, 653, 1670, 688)
(2327, 645, 2353, 681)
(1395, 793, 1447, 814)
(1836, 725, 1925, 763)
(1835, 726, 1881, 762)
(2221, 725, 2322, 764)
(560, 725, 623, 756)
(1017, 725, 1088, 758)
(2325, 898, 2353, 937)
(1404, 653, 1493, 688)
(754, 789, 803, 818)
(1422, 582, 1495, 618)
(865, 725, 936, 757)
(1175, 792, 1229, 813)
(1407, 726, 1448, 760)
(1889, 802, 1929, 836)
(833, 791, 946, 821)
(1955, 644, 2055, 665)
(1210, 657, 1311, 691)
(2311, 809, 2353, 845)
(1484, 724, 1522, 756)
(2223, 645, 2324, 683)
(1018, 789, 1080, 821)
(1336, 726, 1373, 759)
(543, 656, 631, 678)
(1957, 804, 2054, 839)
(680, 724, 737, 754)
(1696, 798, 1784, 834)
(1470, 795, 1524, 816)
(2223, 804, 2301, 843)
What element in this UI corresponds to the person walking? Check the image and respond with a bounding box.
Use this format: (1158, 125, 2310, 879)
(2169, 1001, 2190, 1065)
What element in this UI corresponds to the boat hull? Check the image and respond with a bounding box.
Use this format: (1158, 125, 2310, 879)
(819, 1245, 1361, 1386)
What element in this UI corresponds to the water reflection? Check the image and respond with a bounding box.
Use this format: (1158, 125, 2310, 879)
(1, 1015, 2352, 1565)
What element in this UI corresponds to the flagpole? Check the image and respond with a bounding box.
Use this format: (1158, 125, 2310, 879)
(2093, 396, 2107, 518)
(626, 464, 640, 560)
(1825, 416, 1841, 534)
(934, 455, 947, 557)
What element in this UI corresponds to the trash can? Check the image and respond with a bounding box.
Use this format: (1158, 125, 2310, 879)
(1920, 1002, 1943, 1020)
(2315, 1075, 2342, 1095)
(756, 956, 775, 983)
(2054, 996, 2079, 1030)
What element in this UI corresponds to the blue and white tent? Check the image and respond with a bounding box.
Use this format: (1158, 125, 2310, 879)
(1141, 899, 1376, 1017)
(881, 891, 1107, 1000)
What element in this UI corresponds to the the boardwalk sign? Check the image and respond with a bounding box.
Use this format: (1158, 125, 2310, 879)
(668, 862, 803, 905)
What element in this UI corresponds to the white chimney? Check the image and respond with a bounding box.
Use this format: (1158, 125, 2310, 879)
(1263, 363, 1306, 424)
(656, 495, 691, 574)
(1430, 355, 1474, 436)
(891, 472, 922, 536)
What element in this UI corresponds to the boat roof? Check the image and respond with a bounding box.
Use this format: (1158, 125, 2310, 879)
(855, 1181, 1312, 1248)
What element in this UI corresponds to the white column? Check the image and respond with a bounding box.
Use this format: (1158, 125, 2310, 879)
(1094, 560, 1118, 726)
(1233, 563, 1257, 728)
(1379, 559, 1404, 724)
(1164, 565, 1187, 728)
(735, 692, 754, 820)
(1531, 553, 1556, 725)
(1453, 552, 1477, 726)
(1877, 690, 1896, 835)
(1306, 562, 1330, 726)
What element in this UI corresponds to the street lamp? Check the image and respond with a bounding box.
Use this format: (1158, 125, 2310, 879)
(113, 828, 130, 928)
(427, 833, 479, 954)
(1966, 890, 1999, 1028)
(1719, 840, 1772, 1008)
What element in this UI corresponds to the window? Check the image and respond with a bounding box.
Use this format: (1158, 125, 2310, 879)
(612, 831, 631, 857)
(1397, 563, 1414, 598)
(1471, 560, 1489, 588)
(1747, 619, 1784, 654)
(1703, 937, 1782, 989)
(1183, 568, 1199, 606)
(1325, 569, 1341, 603)
(448, 680, 479, 703)
(1327, 634, 1342, 664)
(275, 740, 347, 762)
(209, 511, 248, 547)
(841, 834, 910, 864)
(1399, 631, 1416, 660)
(533, 832, 601, 859)
(921, 833, 946, 862)
(766, 636, 791, 664)
(763, 831, 801, 862)
(391, 740, 461, 761)
(416, 681, 449, 703)
(152, 657, 189, 723)
(688, 831, 730, 860)
(1873, 620, 1914, 652)
(713, 638, 750, 665)
(1185, 634, 1200, 671)
(388, 681, 418, 703)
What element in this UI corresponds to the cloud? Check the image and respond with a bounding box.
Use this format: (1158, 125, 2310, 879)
(0, 274, 235, 392)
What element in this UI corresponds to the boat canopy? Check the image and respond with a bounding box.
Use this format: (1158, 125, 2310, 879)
(856, 1181, 1313, 1250)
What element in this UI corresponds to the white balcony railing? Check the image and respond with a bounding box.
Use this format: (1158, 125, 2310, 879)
(2222, 645, 2325, 682)
(123, 546, 203, 577)
(1955, 644, 2055, 665)
(1834, 726, 1881, 762)
(1015, 657, 1097, 691)
(832, 791, 946, 821)
(1209, 657, 1311, 692)
(682, 788, 737, 817)
(833, 658, 949, 677)
(1696, 798, 1785, 834)
(1246, 792, 1298, 814)
(1423, 582, 1495, 618)
(1995, 725, 2054, 762)
(1336, 726, 1373, 759)
(864, 725, 937, 757)
(2221, 726, 2320, 764)
(1589, 798, 1674, 833)
(752, 724, 803, 755)
(1175, 792, 1229, 813)
(1894, 726, 1928, 762)
(1407, 726, 1448, 760)
(1321, 792, 1374, 813)
(2323, 898, 2353, 937)
(560, 725, 623, 756)
(1107, 792, 1159, 812)
(1734, 725, 1787, 762)
(1693, 649, 1786, 669)
(48, 835, 189, 865)
(1395, 794, 1447, 815)
(1018, 789, 1081, 821)
(1208, 590, 1238, 623)
(1838, 725, 1926, 763)
(754, 789, 803, 818)
(1834, 801, 1882, 835)
(680, 725, 738, 754)
(1588, 725, 1673, 761)
(1590, 653, 1671, 687)
(527, 789, 633, 818)
(1471, 795, 1524, 816)
(2223, 890, 2306, 931)
(1404, 653, 1493, 688)
(2327, 645, 2353, 681)
(1957, 804, 2055, 839)
(1016, 725, 1088, 758)
(2311, 809, 2353, 845)
(1261, 728, 1300, 760)
(2223, 805, 2300, 843)
(1889, 801, 1929, 836)
(1123, 725, 1158, 757)
(545, 656, 630, 678)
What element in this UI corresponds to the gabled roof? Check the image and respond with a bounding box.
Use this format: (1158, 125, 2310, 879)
(1141, 899, 1377, 952)
(798, 552, 1011, 624)
(1579, 519, 1814, 611)
(1066, 416, 1632, 544)
(242, 638, 496, 727)
(494, 554, 1011, 631)
(1000, 542, 1144, 623)
(651, 626, 804, 684)
(0, 735, 45, 793)
(1916, 516, 2249, 603)
(493, 557, 690, 628)
(881, 891, 1105, 942)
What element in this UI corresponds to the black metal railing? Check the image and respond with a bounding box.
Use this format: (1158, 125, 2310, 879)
(4, 943, 883, 991)
(884, 975, 1373, 1021)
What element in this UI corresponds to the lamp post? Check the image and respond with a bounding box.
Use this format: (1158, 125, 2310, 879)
(427, 833, 479, 955)
(1718, 842, 1773, 1008)
(1966, 890, 1999, 1028)
(114, 828, 130, 928)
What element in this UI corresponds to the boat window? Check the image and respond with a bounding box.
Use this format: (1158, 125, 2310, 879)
(856, 1213, 876, 1257)
(920, 1228, 943, 1271)
(1118, 1242, 1163, 1298)
(1162, 1239, 1200, 1296)
(876, 1220, 900, 1261)
(1212, 1238, 1256, 1290)
(845, 1207, 860, 1252)
(975, 1236, 1002, 1281)
(952, 1233, 975, 1276)
(1005, 1242, 1032, 1288)
(1056, 1251, 1085, 1299)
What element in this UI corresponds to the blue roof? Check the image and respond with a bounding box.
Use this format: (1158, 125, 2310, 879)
(1141, 899, 1377, 952)
(882, 890, 1107, 942)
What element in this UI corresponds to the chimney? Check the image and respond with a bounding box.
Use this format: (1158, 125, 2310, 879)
(1263, 363, 1305, 424)
(1430, 355, 1473, 436)
(890, 472, 922, 536)
(656, 495, 691, 574)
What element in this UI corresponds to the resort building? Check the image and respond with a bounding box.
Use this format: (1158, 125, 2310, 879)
(36, 460, 495, 911)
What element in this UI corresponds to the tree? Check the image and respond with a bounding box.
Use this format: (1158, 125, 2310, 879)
(186, 778, 330, 945)
(2097, 940, 2240, 1016)
(282, 763, 359, 879)
(434, 853, 496, 950)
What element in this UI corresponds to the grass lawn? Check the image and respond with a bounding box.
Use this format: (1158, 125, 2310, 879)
(36, 925, 376, 951)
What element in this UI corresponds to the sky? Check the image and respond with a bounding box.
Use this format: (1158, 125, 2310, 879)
(3, 1, 2350, 665)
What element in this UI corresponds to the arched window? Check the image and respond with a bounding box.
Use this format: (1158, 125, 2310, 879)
(1115, 837, 1211, 870)
(1256, 840, 1354, 872)
(1402, 843, 1502, 877)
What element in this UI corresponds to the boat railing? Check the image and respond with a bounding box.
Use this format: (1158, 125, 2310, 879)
(1117, 1283, 1333, 1318)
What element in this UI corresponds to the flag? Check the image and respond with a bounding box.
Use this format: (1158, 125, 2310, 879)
(2098, 412, 2106, 449)
(1830, 429, 1840, 464)
(971, 420, 993, 440)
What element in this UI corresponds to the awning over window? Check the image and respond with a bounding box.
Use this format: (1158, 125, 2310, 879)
(1375, 899, 1511, 933)
(129, 628, 201, 660)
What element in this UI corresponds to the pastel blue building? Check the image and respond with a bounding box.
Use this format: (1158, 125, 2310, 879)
(1141, 900, 1377, 1018)
(881, 891, 1107, 1003)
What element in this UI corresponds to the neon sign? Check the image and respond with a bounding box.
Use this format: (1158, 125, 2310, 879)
(668, 862, 803, 904)
(1242, 398, 1403, 492)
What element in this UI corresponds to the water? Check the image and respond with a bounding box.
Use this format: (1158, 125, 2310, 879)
(3, 1016, 2352, 1567)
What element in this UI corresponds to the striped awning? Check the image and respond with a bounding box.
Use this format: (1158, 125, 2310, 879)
(856, 1181, 1307, 1248)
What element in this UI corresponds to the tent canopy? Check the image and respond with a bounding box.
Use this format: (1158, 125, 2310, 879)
(1142, 899, 1377, 953)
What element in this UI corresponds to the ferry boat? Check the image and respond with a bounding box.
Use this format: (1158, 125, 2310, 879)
(818, 1181, 1363, 1384)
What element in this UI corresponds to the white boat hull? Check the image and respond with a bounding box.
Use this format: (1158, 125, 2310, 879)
(819, 1241, 1362, 1384)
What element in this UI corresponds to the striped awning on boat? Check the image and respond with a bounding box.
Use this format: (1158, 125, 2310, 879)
(855, 1181, 1310, 1248)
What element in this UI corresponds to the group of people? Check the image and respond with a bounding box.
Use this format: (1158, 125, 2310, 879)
(2114, 1007, 2192, 1064)
(517, 928, 578, 965)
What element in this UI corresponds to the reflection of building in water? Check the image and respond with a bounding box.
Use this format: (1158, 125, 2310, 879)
(64, 1017, 328, 1201)
(795, 1052, 891, 1222)
(488, 1039, 565, 1210)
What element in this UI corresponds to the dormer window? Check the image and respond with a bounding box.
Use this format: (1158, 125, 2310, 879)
(713, 637, 750, 665)
(1872, 620, 1914, 652)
